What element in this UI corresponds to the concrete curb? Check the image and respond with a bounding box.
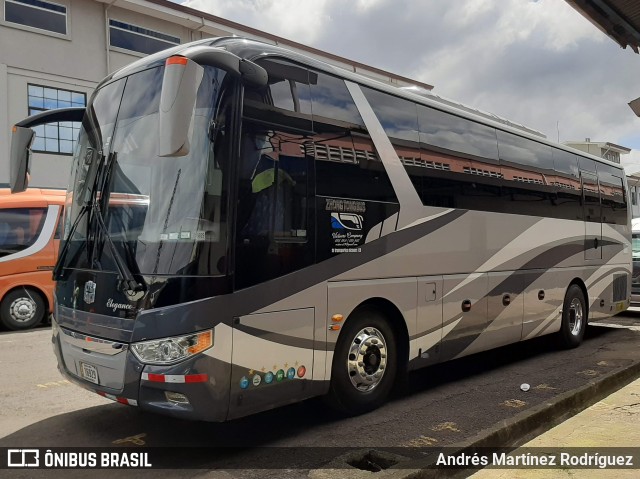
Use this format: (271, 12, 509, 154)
(309, 359, 640, 479)
(398, 358, 640, 478)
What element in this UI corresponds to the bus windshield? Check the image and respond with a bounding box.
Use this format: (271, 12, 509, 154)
(61, 65, 231, 277)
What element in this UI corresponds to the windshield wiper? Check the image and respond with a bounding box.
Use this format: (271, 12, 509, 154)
(88, 151, 144, 295)
(91, 203, 144, 294)
(53, 202, 91, 280)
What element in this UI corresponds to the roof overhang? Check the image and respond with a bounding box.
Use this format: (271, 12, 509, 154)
(602, 142, 632, 153)
(566, 0, 640, 53)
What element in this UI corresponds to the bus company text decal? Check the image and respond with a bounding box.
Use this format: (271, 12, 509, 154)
(327, 199, 366, 253)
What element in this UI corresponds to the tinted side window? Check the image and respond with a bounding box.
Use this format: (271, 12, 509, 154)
(578, 156, 598, 173)
(236, 123, 313, 289)
(236, 62, 316, 289)
(0, 208, 48, 257)
(248, 59, 313, 132)
(578, 157, 601, 224)
(361, 87, 422, 198)
(418, 106, 500, 160)
(258, 59, 313, 114)
(597, 163, 627, 225)
(552, 149, 582, 221)
(311, 73, 396, 203)
(361, 87, 419, 142)
(497, 131, 557, 217)
(581, 172, 601, 223)
(418, 105, 502, 212)
(310, 72, 364, 127)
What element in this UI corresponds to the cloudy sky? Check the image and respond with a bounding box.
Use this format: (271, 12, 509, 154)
(178, 0, 640, 168)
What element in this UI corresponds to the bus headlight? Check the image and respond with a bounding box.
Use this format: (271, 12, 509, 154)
(131, 330, 213, 365)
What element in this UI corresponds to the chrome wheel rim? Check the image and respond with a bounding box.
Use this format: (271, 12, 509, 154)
(10, 296, 37, 323)
(568, 298, 583, 336)
(346, 327, 388, 392)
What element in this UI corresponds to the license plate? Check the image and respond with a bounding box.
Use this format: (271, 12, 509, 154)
(80, 362, 99, 384)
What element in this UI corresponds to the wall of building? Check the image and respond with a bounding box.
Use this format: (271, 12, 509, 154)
(1, 0, 105, 187)
(0, 0, 208, 188)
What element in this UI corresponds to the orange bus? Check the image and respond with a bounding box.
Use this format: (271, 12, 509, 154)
(0, 188, 65, 330)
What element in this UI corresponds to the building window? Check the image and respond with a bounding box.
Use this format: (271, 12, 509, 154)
(4, 0, 67, 35)
(28, 84, 86, 154)
(109, 20, 180, 55)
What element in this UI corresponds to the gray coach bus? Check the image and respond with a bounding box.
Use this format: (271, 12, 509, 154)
(10, 37, 631, 421)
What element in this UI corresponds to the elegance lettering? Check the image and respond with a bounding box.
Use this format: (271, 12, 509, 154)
(106, 298, 134, 312)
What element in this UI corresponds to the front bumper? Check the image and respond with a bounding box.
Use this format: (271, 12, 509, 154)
(51, 319, 229, 422)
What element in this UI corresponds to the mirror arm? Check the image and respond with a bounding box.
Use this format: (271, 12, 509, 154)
(16, 107, 85, 128)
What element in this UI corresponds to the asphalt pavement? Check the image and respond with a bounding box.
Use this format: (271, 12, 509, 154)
(0, 311, 639, 478)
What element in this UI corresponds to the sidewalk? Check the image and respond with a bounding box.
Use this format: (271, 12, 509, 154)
(470, 377, 640, 478)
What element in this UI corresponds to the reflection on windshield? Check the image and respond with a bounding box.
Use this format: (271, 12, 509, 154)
(63, 65, 231, 277)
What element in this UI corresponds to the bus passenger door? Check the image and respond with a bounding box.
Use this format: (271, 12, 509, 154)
(581, 171, 602, 260)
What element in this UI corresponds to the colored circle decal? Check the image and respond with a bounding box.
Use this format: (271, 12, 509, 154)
(264, 371, 274, 384)
(239, 376, 249, 389)
(287, 367, 296, 380)
(297, 365, 306, 378)
(252, 374, 261, 386)
(276, 369, 285, 382)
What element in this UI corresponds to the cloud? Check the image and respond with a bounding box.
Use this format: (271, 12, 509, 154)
(183, 0, 334, 44)
(180, 0, 640, 156)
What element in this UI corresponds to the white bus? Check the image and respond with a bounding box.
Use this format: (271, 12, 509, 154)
(10, 37, 631, 421)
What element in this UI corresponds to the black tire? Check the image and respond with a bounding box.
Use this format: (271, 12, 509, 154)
(0, 288, 46, 331)
(557, 284, 587, 349)
(325, 307, 398, 415)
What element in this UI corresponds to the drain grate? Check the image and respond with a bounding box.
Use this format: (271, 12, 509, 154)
(347, 450, 399, 472)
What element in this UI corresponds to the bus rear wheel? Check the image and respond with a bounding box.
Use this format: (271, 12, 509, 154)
(0, 288, 46, 331)
(325, 307, 397, 415)
(557, 284, 587, 349)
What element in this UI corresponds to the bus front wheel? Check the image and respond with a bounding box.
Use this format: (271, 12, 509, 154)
(325, 307, 397, 415)
(557, 284, 587, 349)
(0, 288, 46, 331)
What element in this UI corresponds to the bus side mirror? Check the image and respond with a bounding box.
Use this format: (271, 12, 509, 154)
(9, 107, 85, 192)
(9, 125, 34, 193)
(158, 56, 205, 158)
(158, 47, 268, 157)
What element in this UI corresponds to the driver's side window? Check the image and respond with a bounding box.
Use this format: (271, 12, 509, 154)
(235, 59, 314, 290)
